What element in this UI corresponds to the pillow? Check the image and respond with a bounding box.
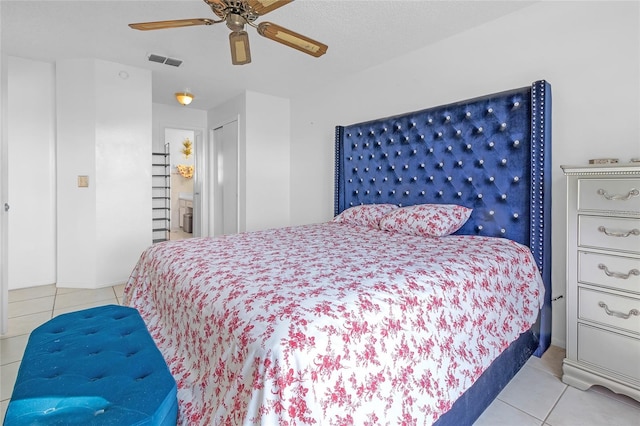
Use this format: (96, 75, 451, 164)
(332, 204, 399, 229)
(379, 204, 472, 237)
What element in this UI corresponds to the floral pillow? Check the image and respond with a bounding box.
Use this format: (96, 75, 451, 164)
(379, 204, 472, 237)
(332, 204, 399, 229)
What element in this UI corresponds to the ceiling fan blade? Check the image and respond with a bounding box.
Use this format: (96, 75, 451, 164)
(129, 18, 215, 31)
(257, 22, 327, 58)
(247, 0, 293, 16)
(203, 0, 227, 19)
(229, 31, 252, 65)
(203, 0, 226, 6)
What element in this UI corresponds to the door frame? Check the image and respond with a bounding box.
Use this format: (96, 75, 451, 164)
(161, 125, 206, 237)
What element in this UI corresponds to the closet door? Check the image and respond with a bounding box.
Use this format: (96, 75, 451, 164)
(211, 119, 239, 236)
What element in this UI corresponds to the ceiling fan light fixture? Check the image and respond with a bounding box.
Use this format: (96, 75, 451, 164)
(226, 13, 246, 32)
(175, 91, 194, 106)
(229, 31, 252, 65)
(257, 22, 327, 57)
(129, 1, 328, 65)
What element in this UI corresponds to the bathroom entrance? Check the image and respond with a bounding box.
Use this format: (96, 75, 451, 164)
(165, 128, 196, 240)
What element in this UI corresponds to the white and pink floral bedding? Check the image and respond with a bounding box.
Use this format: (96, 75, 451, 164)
(124, 222, 544, 425)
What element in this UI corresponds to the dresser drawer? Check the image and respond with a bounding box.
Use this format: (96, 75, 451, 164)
(578, 324, 640, 383)
(578, 178, 640, 213)
(579, 215, 640, 254)
(579, 288, 640, 334)
(578, 251, 640, 294)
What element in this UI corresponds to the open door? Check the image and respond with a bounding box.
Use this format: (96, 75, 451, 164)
(192, 130, 203, 237)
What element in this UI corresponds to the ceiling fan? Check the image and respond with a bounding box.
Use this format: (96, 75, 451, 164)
(129, 0, 328, 65)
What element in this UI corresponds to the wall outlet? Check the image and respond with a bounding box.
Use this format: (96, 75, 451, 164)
(77, 175, 89, 188)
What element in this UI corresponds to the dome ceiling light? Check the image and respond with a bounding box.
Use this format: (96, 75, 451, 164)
(175, 91, 194, 106)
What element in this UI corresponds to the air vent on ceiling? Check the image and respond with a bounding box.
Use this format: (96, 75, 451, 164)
(147, 53, 183, 67)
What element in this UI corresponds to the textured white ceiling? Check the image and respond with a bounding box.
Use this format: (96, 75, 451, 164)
(1, 0, 536, 110)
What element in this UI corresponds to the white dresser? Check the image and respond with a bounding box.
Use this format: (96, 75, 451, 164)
(561, 164, 640, 401)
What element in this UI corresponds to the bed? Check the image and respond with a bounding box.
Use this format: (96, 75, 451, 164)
(124, 80, 552, 425)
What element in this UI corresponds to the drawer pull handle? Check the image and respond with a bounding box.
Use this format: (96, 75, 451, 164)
(597, 188, 640, 201)
(597, 226, 640, 238)
(598, 302, 639, 320)
(598, 264, 640, 279)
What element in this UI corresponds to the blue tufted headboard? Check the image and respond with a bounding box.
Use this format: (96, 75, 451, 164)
(334, 80, 552, 356)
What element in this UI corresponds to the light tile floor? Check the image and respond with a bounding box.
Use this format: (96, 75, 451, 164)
(170, 227, 193, 241)
(2, 284, 640, 424)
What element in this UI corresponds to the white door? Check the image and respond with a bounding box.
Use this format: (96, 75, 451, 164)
(192, 130, 203, 237)
(1, 110, 7, 334)
(210, 119, 239, 236)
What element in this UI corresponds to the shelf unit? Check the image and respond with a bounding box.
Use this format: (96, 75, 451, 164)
(152, 145, 171, 243)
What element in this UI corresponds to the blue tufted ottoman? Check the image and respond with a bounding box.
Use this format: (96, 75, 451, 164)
(4, 305, 178, 425)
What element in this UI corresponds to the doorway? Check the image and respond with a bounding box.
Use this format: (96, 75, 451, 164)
(164, 128, 197, 240)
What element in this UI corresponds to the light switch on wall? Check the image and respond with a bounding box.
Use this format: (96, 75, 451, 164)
(77, 175, 89, 188)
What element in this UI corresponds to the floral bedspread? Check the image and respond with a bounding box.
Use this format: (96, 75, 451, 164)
(124, 223, 544, 425)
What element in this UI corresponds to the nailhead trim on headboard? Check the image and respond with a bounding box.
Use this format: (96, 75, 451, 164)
(530, 80, 552, 356)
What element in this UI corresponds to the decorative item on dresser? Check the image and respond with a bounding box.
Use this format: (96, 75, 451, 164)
(561, 164, 640, 402)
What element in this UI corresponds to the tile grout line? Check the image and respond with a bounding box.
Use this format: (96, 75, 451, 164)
(494, 396, 548, 424)
(541, 385, 568, 425)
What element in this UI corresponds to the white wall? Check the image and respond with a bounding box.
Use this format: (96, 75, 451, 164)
(288, 1, 640, 348)
(57, 59, 152, 288)
(152, 103, 207, 153)
(56, 59, 96, 286)
(245, 91, 291, 231)
(2, 61, 208, 291)
(208, 91, 291, 232)
(6, 57, 56, 289)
